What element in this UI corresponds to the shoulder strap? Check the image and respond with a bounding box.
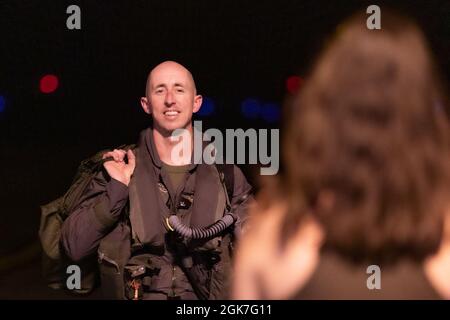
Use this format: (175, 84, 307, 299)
(214, 163, 234, 205)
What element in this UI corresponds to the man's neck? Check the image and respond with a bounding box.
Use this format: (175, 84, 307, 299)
(153, 125, 193, 166)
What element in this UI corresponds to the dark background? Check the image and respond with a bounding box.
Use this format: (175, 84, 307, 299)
(0, 0, 449, 298)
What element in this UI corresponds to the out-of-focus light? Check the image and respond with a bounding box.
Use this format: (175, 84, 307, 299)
(0, 95, 5, 113)
(197, 97, 215, 116)
(241, 98, 261, 119)
(40, 74, 59, 94)
(286, 75, 303, 94)
(261, 103, 280, 123)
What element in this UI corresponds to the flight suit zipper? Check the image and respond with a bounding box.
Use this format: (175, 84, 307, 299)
(169, 265, 177, 298)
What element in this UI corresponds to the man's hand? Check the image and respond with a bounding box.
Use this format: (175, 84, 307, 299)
(102, 149, 136, 186)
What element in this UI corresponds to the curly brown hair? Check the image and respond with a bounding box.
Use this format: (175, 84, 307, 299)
(276, 11, 450, 264)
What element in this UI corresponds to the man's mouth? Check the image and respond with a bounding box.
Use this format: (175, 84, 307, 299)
(164, 110, 180, 118)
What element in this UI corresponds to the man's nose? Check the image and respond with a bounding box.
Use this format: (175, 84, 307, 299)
(164, 90, 175, 107)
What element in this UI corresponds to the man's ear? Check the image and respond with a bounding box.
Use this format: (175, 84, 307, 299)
(140, 97, 152, 115)
(193, 95, 203, 113)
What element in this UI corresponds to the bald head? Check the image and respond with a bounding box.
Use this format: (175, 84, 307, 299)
(140, 60, 203, 135)
(145, 61, 196, 98)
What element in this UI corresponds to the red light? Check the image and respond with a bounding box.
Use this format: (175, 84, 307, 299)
(40, 74, 59, 94)
(286, 75, 303, 94)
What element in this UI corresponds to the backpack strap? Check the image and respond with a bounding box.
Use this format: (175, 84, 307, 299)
(62, 144, 136, 217)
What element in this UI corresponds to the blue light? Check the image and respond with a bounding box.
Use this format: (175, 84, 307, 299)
(241, 98, 261, 119)
(0, 96, 5, 113)
(197, 97, 215, 116)
(261, 103, 280, 123)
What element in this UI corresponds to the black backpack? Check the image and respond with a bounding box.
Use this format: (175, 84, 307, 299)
(39, 144, 235, 295)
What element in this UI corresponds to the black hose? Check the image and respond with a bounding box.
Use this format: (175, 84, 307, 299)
(166, 213, 237, 239)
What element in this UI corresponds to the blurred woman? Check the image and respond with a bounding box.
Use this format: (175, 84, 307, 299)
(233, 11, 450, 299)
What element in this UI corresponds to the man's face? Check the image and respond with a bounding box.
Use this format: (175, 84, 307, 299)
(141, 63, 202, 134)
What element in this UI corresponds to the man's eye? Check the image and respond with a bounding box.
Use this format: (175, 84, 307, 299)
(177, 89, 184, 93)
(155, 89, 164, 94)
